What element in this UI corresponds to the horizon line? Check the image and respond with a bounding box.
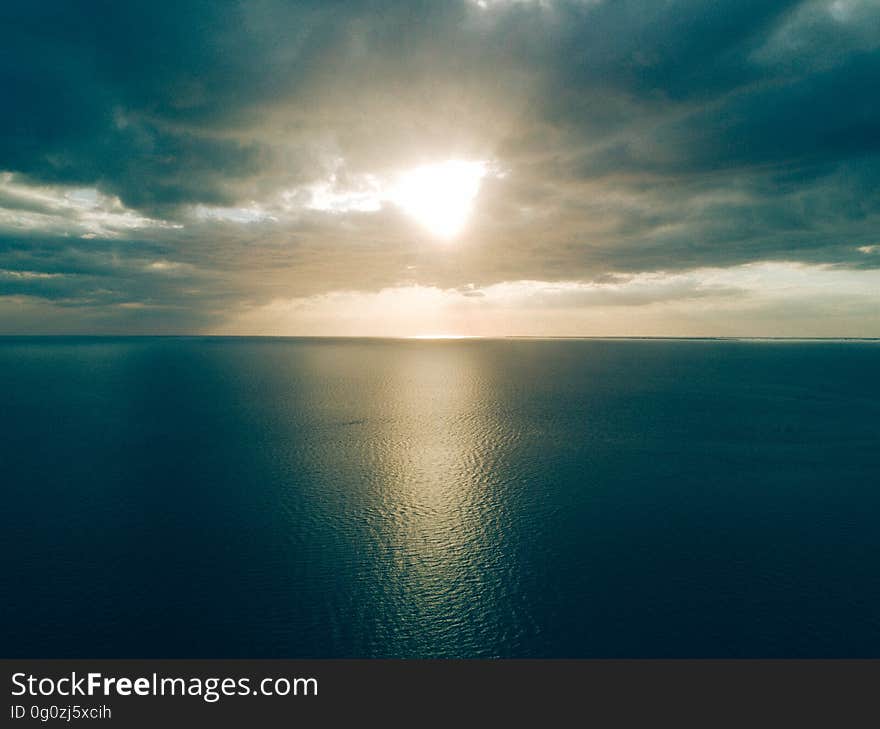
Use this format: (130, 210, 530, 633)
(1, 334, 879, 342)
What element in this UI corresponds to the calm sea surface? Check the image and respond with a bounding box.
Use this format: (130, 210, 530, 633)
(2, 337, 879, 657)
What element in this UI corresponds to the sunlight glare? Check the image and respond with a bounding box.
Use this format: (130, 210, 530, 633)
(390, 160, 487, 239)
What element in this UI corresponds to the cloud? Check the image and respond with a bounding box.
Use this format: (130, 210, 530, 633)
(216, 263, 880, 338)
(1, 0, 879, 333)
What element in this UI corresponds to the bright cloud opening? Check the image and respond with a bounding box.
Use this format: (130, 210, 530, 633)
(389, 160, 488, 238)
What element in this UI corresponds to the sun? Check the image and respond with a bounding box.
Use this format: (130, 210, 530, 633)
(390, 160, 487, 239)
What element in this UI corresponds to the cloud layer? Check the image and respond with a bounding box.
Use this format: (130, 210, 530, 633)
(1, 0, 879, 334)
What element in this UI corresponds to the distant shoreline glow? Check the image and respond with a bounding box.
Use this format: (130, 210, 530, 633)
(406, 334, 482, 339)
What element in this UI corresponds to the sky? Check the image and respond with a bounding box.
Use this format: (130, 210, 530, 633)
(1, 0, 879, 336)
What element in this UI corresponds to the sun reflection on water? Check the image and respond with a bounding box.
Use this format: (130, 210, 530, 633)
(368, 344, 520, 656)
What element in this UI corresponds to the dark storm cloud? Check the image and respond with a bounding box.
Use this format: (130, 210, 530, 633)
(0, 0, 481, 211)
(1, 0, 879, 331)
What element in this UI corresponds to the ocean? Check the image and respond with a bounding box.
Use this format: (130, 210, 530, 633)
(2, 337, 879, 657)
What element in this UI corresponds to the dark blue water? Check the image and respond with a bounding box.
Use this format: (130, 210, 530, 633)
(2, 337, 879, 657)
